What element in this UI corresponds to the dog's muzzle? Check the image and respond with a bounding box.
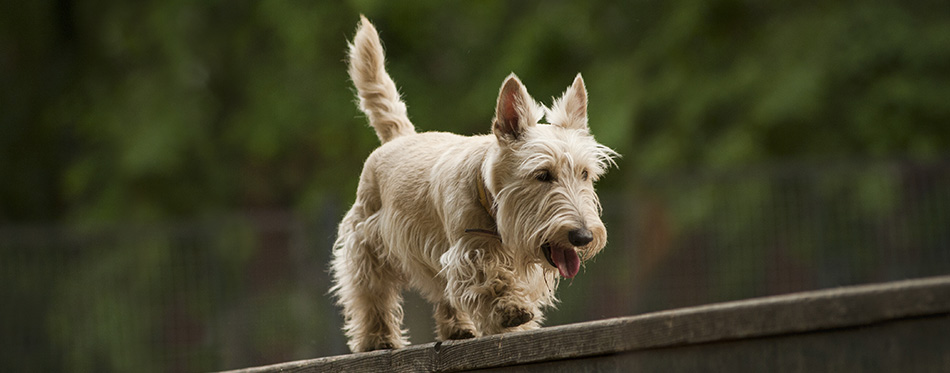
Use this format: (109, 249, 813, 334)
(541, 228, 592, 279)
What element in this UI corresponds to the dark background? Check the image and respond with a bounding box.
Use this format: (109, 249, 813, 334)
(2, 1, 949, 371)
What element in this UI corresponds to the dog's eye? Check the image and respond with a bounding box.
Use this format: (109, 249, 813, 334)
(581, 170, 589, 181)
(535, 170, 554, 182)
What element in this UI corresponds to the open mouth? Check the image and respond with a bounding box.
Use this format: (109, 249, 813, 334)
(541, 243, 581, 279)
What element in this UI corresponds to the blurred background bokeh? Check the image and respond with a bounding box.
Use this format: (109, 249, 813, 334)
(3, 1, 950, 371)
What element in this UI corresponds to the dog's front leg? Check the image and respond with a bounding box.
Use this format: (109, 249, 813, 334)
(482, 274, 541, 334)
(433, 300, 478, 341)
(441, 240, 540, 335)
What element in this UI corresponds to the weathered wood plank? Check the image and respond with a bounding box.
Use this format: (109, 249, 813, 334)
(482, 316, 950, 372)
(226, 350, 391, 373)
(224, 275, 950, 373)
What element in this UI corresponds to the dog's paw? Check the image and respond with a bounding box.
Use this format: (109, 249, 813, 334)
(446, 329, 476, 340)
(365, 341, 395, 351)
(500, 306, 534, 328)
(355, 337, 402, 352)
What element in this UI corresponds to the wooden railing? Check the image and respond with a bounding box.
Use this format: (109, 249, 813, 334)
(226, 275, 950, 372)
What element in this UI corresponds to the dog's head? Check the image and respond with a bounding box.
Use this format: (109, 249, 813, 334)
(485, 73, 618, 279)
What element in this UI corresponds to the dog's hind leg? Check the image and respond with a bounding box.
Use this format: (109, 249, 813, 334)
(331, 207, 408, 352)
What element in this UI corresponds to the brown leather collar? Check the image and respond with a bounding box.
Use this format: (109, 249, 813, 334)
(465, 171, 501, 241)
(475, 171, 495, 219)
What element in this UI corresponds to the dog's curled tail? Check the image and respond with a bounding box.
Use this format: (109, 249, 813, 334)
(348, 15, 415, 144)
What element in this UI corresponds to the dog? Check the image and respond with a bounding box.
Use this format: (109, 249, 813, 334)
(330, 16, 618, 352)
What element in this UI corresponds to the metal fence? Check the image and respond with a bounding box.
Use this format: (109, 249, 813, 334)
(2, 160, 949, 372)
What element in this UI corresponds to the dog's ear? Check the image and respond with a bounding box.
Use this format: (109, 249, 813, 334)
(546, 73, 588, 131)
(493, 73, 542, 143)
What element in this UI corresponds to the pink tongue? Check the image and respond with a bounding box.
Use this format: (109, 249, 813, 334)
(551, 246, 581, 278)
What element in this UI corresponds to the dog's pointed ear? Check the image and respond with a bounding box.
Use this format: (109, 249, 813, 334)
(546, 73, 589, 131)
(493, 73, 542, 143)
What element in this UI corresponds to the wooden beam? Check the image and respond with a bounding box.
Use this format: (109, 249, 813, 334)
(224, 275, 950, 372)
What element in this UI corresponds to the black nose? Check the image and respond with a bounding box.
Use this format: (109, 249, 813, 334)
(568, 228, 593, 247)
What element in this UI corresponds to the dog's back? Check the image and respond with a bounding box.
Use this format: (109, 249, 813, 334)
(361, 131, 494, 264)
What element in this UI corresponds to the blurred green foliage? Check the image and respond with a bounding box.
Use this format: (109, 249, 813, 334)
(2, 0, 949, 372)
(3, 0, 949, 223)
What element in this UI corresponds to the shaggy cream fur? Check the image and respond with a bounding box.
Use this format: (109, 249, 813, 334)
(330, 16, 619, 353)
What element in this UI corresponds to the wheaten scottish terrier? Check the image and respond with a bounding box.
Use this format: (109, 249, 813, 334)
(330, 16, 618, 352)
